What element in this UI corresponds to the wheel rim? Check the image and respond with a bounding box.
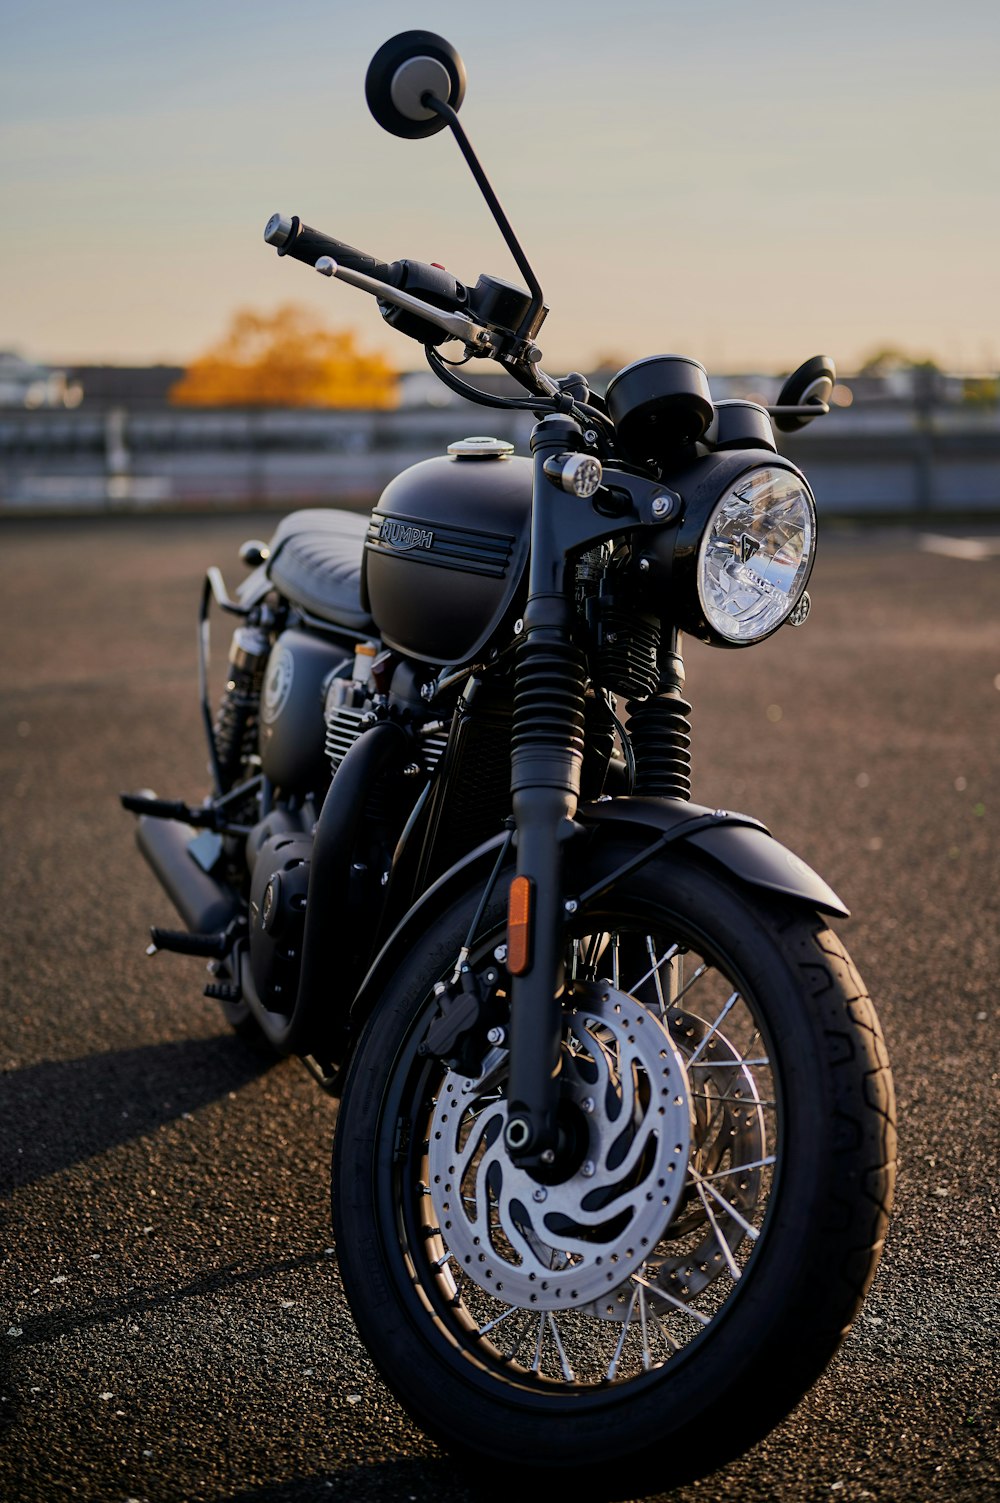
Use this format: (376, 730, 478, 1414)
(390, 908, 780, 1392)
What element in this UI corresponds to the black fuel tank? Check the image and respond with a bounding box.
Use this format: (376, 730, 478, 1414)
(362, 439, 532, 666)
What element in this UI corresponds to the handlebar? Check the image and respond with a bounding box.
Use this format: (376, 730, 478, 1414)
(264, 213, 397, 286)
(265, 211, 509, 357)
(263, 212, 599, 423)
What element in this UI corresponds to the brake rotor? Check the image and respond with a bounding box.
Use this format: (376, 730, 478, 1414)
(426, 980, 692, 1311)
(581, 1007, 768, 1320)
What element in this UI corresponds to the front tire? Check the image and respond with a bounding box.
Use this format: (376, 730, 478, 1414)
(332, 846, 895, 1493)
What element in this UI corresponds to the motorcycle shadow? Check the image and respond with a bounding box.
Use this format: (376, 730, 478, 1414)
(0, 1034, 277, 1199)
(218, 1459, 527, 1503)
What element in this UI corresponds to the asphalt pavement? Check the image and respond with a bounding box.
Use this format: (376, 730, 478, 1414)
(1, 513, 998, 1503)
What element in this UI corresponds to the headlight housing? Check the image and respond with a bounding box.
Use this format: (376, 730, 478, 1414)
(696, 467, 816, 643)
(644, 454, 818, 648)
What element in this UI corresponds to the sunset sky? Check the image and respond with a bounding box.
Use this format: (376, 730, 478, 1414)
(3, 0, 997, 376)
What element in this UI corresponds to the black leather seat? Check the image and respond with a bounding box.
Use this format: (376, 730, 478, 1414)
(266, 509, 374, 633)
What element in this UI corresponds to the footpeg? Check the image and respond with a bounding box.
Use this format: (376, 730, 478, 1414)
(121, 791, 216, 828)
(148, 925, 239, 959)
(204, 981, 242, 1002)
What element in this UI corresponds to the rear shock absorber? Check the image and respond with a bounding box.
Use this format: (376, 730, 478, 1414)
(626, 633, 693, 800)
(214, 625, 270, 791)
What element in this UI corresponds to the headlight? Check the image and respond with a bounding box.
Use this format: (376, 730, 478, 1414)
(696, 466, 815, 644)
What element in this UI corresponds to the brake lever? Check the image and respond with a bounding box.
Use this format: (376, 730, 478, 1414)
(315, 256, 497, 354)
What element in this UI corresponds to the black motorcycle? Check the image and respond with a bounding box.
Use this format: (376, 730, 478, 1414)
(124, 31, 896, 1496)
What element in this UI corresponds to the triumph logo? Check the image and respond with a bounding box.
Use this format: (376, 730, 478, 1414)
(380, 519, 435, 552)
(740, 533, 762, 565)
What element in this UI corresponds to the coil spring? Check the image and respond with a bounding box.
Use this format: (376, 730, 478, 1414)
(214, 626, 269, 791)
(511, 637, 588, 785)
(626, 692, 693, 800)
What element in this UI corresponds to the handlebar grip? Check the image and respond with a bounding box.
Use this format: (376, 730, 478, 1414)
(264, 214, 398, 285)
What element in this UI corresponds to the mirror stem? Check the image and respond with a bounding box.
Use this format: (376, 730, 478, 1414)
(424, 93, 544, 341)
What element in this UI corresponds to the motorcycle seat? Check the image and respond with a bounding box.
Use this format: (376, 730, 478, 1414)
(266, 509, 375, 633)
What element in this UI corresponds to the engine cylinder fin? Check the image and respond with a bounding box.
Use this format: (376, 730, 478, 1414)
(324, 704, 370, 773)
(417, 726, 450, 775)
(325, 704, 450, 778)
(591, 599, 661, 700)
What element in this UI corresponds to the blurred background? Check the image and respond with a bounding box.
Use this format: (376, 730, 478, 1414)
(2, 0, 998, 516)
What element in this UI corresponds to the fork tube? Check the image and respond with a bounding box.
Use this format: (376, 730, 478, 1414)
(503, 416, 588, 1166)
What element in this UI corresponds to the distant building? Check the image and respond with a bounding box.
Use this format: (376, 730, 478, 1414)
(64, 365, 186, 408)
(0, 351, 83, 409)
(6, 352, 996, 417)
(397, 368, 527, 409)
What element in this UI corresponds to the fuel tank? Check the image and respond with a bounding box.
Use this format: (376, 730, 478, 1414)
(362, 438, 532, 665)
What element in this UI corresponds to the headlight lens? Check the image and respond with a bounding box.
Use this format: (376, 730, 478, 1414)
(696, 467, 816, 643)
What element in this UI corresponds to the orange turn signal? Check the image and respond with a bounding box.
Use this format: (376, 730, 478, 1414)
(506, 875, 533, 976)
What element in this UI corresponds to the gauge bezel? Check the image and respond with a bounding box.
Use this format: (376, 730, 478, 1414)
(605, 356, 714, 464)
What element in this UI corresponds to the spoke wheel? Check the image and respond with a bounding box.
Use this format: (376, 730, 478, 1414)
(332, 842, 895, 1489)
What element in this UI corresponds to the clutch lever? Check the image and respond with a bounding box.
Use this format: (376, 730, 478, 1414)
(314, 256, 497, 355)
(767, 403, 831, 419)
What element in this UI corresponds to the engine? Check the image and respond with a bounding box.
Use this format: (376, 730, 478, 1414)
(258, 627, 351, 795)
(247, 641, 445, 1013)
(247, 832, 312, 1015)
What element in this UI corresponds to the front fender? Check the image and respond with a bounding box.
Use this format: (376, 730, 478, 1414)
(349, 797, 846, 1040)
(577, 797, 848, 918)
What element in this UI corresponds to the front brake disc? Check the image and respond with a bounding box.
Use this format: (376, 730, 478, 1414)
(581, 1007, 768, 1319)
(426, 980, 692, 1311)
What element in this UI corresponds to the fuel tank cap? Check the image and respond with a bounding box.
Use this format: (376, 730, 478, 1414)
(447, 435, 515, 459)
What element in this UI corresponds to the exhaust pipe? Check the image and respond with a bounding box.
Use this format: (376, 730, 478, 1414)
(136, 815, 240, 934)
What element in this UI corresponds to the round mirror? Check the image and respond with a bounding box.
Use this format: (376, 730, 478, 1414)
(365, 31, 466, 139)
(773, 355, 836, 432)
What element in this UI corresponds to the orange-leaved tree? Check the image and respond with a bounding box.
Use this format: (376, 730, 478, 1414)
(170, 305, 398, 408)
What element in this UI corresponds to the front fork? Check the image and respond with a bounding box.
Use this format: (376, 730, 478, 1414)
(503, 417, 590, 1168)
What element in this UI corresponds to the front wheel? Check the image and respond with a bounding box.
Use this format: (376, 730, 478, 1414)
(332, 847, 895, 1494)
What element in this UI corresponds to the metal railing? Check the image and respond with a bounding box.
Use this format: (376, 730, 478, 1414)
(0, 400, 997, 516)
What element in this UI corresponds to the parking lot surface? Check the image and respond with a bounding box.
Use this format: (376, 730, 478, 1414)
(1, 514, 998, 1502)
